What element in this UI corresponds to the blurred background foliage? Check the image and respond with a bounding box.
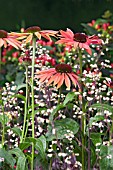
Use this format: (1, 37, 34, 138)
(0, 0, 113, 32)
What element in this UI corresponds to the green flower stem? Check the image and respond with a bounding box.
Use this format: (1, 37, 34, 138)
(24, 87, 30, 140)
(31, 37, 36, 170)
(0, 47, 1, 71)
(110, 115, 113, 144)
(1, 105, 5, 147)
(21, 66, 28, 143)
(78, 49, 86, 170)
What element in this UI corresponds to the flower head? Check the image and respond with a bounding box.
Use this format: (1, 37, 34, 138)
(0, 30, 21, 49)
(10, 26, 58, 44)
(35, 64, 79, 90)
(56, 28, 102, 55)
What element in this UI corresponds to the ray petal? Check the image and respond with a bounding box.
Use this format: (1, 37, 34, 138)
(35, 32, 41, 40)
(57, 73, 64, 89)
(47, 73, 57, 85)
(0, 38, 4, 47)
(68, 73, 78, 88)
(39, 73, 50, 83)
(65, 74, 71, 90)
(36, 68, 55, 74)
(53, 73, 61, 85)
(5, 38, 19, 49)
(26, 34, 33, 43)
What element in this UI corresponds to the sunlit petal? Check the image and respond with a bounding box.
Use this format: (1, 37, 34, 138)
(26, 34, 33, 44)
(0, 38, 4, 47)
(57, 73, 64, 89)
(65, 74, 71, 90)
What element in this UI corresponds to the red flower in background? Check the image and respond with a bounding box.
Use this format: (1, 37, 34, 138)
(35, 64, 79, 90)
(56, 28, 102, 55)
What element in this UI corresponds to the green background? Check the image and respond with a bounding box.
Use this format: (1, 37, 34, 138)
(0, 0, 113, 32)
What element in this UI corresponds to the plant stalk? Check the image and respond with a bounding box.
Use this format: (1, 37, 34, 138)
(21, 66, 28, 143)
(1, 105, 5, 147)
(78, 49, 86, 170)
(31, 37, 36, 170)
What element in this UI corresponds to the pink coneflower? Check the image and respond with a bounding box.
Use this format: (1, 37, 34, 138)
(10, 26, 58, 44)
(56, 28, 102, 55)
(35, 63, 79, 90)
(0, 30, 21, 49)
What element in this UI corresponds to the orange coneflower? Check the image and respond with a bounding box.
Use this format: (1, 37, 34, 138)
(10, 26, 58, 44)
(35, 64, 79, 90)
(0, 30, 21, 49)
(56, 28, 102, 55)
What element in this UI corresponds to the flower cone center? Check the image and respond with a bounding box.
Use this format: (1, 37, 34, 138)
(24, 26, 41, 33)
(0, 30, 8, 38)
(55, 64, 72, 73)
(74, 33, 87, 43)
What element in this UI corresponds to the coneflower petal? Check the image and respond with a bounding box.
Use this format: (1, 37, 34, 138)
(0, 38, 4, 47)
(5, 38, 19, 49)
(36, 68, 55, 74)
(68, 73, 78, 88)
(39, 73, 50, 83)
(65, 74, 71, 90)
(26, 34, 33, 44)
(57, 73, 64, 89)
(47, 73, 57, 85)
(35, 32, 41, 40)
(53, 73, 61, 85)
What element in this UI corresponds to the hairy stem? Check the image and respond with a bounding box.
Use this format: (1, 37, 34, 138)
(31, 37, 36, 170)
(21, 66, 28, 143)
(79, 49, 86, 170)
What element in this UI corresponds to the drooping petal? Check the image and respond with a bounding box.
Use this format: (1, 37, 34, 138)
(26, 34, 33, 43)
(38, 73, 51, 83)
(36, 68, 55, 75)
(57, 73, 64, 89)
(47, 73, 58, 85)
(68, 73, 78, 88)
(5, 38, 20, 49)
(35, 32, 41, 40)
(0, 38, 4, 47)
(53, 73, 61, 85)
(64, 74, 71, 90)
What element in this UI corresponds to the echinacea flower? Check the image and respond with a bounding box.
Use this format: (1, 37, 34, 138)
(0, 30, 21, 49)
(35, 63, 79, 90)
(56, 28, 102, 55)
(10, 26, 58, 44)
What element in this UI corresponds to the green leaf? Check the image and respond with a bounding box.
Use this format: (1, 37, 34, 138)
(38, 135, 46, 152)
(49, 104, 65, 122)
(35, 137, 46, 159)
(19, 142, 31, 151)
(46, 118, 79, 141)
(63, 92, 76, 105)
(81, 23, 98, 35)
(12, 94, 26, 102)
(100, 145, 113, 170)
(17, 84, 26, 91)
(16, 156, 26, 170)
(90, 133, 102, 146)
(0, 114, 10, 124)
(15, 72, 24, 86)
(25, 137, 37, 144)
(11, 127, 22, 137)
(91, 103, 113, 116)
(0, 148, 15, 168)
(9, 148, 25, 158)
(89, 115, 104, 128)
